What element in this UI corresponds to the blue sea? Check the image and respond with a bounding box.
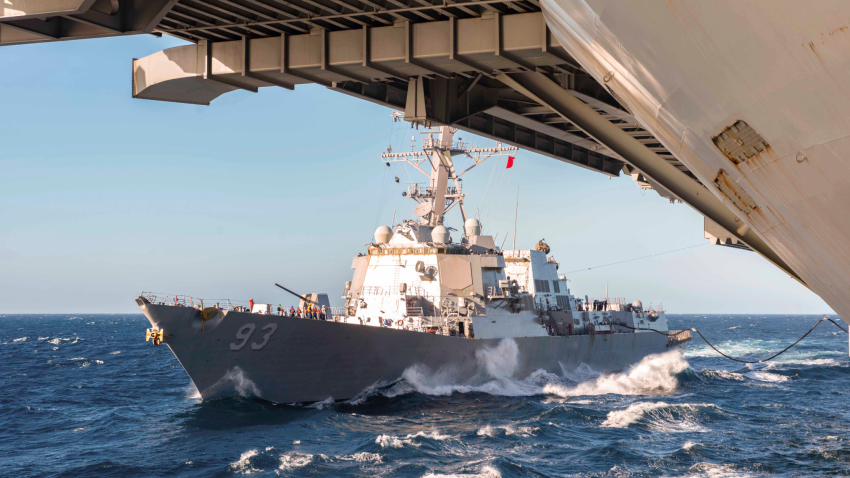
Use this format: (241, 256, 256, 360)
(2, 314, 848, 477)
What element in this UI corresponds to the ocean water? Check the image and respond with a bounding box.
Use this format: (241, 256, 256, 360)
(1, 314, 849, 477)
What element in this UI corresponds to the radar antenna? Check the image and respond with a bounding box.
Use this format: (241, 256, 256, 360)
(381, 122, 517, 226)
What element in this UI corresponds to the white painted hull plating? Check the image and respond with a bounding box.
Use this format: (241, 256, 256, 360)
(542, 0, 850, 321)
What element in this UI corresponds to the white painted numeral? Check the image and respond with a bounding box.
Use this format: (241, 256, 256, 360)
(230, 324, 256, 351)
(251, 323, 277, 350)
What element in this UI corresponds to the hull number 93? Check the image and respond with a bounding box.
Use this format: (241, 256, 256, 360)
(230, 323, 278, 351)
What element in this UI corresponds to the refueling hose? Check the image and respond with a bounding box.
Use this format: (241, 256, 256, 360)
(615, 317, 848, 364)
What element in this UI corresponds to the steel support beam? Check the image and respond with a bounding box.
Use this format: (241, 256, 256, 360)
(203, 40, 258, 93)
(498, 71, 806, 286)
(1, 0, 94, 21)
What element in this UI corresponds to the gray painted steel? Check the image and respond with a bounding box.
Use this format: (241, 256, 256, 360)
(139, 302, 687, 403)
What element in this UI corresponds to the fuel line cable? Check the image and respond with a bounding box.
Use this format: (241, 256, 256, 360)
(612, 317, 848, 363)
(564, 243, 709, 274)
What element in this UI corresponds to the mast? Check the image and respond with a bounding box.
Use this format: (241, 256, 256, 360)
(380, 118, 518, 230)
(427, 127, 453, 226)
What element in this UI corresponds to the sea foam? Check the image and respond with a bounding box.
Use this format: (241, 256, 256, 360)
(371, 340, 690, 400)
(601, 401, 719, 432)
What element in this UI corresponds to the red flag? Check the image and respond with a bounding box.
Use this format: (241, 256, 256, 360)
(506, 156, 515, 169)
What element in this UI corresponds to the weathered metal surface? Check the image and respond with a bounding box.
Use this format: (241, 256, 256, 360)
(496, 70, 804, 286)
(712, 120, 771, 166)
(543, 0, 850, 323)
(714, 169, 758, 215)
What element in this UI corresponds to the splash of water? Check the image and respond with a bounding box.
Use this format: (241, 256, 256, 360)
(545, 351, 690, 398)
(207, 366, 262, 398)
(475, 338, 519, 378)
(185, 383, 202, 400)
(380, 345, 690, 399)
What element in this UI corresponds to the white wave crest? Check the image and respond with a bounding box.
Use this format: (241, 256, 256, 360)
(764, 357, 844, 368)
(278, 451, 313, 471)
(422, 465, 502, 478)
(208, 367, 262, 398)
(338, 452, 382, 463)
(683, 462, 754, 477)
(345, 380, 398, 405)
(229, 449, 260, 474)
(601, 401, 719, 432)
(13, 337, 27, 343)
(745, 371, 789, 383)
(375, 430, 451, 448)
(700, 369, 746, 381)
(307, 397, 335, 409)
(476, 424, 539, 437)
(686, 339, 770, 359)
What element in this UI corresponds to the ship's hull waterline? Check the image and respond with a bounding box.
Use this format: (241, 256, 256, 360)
(139, 302, 687, 403)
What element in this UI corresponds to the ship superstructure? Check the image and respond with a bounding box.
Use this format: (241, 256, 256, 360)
(338, 124, 670, 341)
(135, 123, 690, 403)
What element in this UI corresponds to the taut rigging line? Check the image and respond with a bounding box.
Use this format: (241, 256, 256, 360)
(623, 317, 848, 364)
(564, 243, 709, 274)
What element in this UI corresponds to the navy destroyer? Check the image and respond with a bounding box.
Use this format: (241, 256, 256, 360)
(137, 124, 691, 403)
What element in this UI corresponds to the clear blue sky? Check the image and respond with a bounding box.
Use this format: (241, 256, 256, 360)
(0, 34, 832, 314)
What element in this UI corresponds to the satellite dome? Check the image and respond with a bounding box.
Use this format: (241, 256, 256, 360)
(631, 300, 643, 308)
(374, 225, 393, 244)
(464, 218, 481, 237)
(431, 225, 451, 244)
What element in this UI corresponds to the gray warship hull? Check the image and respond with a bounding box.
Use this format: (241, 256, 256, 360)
(139, 302, 689, 403)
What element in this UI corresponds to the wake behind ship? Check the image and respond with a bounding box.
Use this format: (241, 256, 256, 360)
(137, 125, 690, 403)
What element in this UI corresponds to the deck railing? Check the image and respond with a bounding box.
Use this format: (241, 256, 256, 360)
(140, 291, 247, 311)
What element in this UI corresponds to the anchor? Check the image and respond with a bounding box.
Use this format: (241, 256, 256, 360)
(145, 328, 172, 345)
(199, 299, 220, 330)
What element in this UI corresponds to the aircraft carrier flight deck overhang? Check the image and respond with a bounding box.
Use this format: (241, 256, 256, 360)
(2, 0, 804, 285)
